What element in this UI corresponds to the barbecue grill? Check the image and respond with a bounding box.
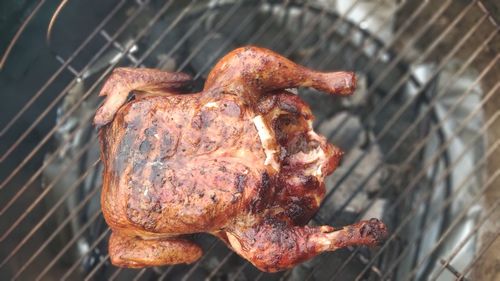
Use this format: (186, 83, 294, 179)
(1, 0, 499, 280)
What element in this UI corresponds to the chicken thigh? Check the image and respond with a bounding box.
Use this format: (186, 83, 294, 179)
(95, 46, 388, 272)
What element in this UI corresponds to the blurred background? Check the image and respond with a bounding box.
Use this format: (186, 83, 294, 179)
(1, 0, 499, 280)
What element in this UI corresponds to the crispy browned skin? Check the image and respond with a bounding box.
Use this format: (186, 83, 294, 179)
(95, 46, 388, 272)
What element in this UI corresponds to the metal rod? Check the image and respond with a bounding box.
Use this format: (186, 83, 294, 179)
(35, 212, 107, 281)
(429, 206, 500, 281)
(230, 262, 249, 281)
(83, 254, 110, 281)
(378, 139, 500, 279)
(477, 0, 500, 27)
(408, 198, 500, 281)
(0, 162, 99, 269)
(157, 266, 174, 281)
(6, 160, 100, 277)
(439, 259, 471, 281)
(319, 0, 478, 205)
(322, 16, 494, 216)
(456, 233, 500, 281)
(108, 267, 124, 281)
(0, 0, 129, 154)
(178, 0, 261, 75)
(0, 0, 185, 188)
(355, 169, 500, 281)
(0, 0, 148, 186)
(0, 0, 47, 70)
(60, 227, 112, 280)
(0, 147, 97, 243)
(0, 128, 94, 216)
(322, 37, 499, 217)
(328, 84, 500, 280)
(330, 136, 499, 281)
(205, 252, 234, 281)
(179, 240, 220, 281)
(132, 268, 148, 281)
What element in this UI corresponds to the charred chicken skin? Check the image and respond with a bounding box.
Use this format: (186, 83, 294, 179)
(95, 46, 388, 272)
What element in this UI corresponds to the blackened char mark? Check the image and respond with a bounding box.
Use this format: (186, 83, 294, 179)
(250, 172, 273, 213)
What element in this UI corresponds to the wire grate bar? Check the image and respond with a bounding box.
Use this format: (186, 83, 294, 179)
(439, 259, 471, 281)
(157, 266, 174, 281)
(8, 160, 100, 278)
(55, 54, 80, 77)
(318, 2, 488, 207)
(329, 42, 497, 222)
(108, 267, 124, 281)
(328, 123, 500, 281)
(379, 139, 500, 279)
(34, 209, 106, 281)
(99, 30, 141, 66)
(356, 168, 500, 281)
(0, 0, 47, 71)
(328, 84, 499, 280)
(0, 143, 96, 243)
(230, 262, 249, 281)
(205, 251, 234, 281)
(176, 0, 257, 74)
(408, 197, 500, 281)
(0, 0, 147, 186)
(0, 0, 128, 138)
(429, 207, 500, 281)
(456, 233, 500, 281)
(131, 268, 147, 281)
(322, 37, 499, 216)
(60, 227, 112, 281)
(83, 254, 110, 281)
(2, 169, 99, 273)
(477, 0, 500, 27)
(331, 134, 500, 280)
(0, 112, 96, 217)
(179, 240, 220, 281)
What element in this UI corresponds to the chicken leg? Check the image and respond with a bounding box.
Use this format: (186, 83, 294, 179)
(109, 232, 202, 268)
(224, 218, 387, 272)
(204, 46, 356, 102)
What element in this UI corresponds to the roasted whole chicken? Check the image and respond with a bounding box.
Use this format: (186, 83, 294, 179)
(94, 46, 388, 272)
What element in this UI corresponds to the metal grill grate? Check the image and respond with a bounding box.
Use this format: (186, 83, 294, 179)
(1, 0, 499, 280)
